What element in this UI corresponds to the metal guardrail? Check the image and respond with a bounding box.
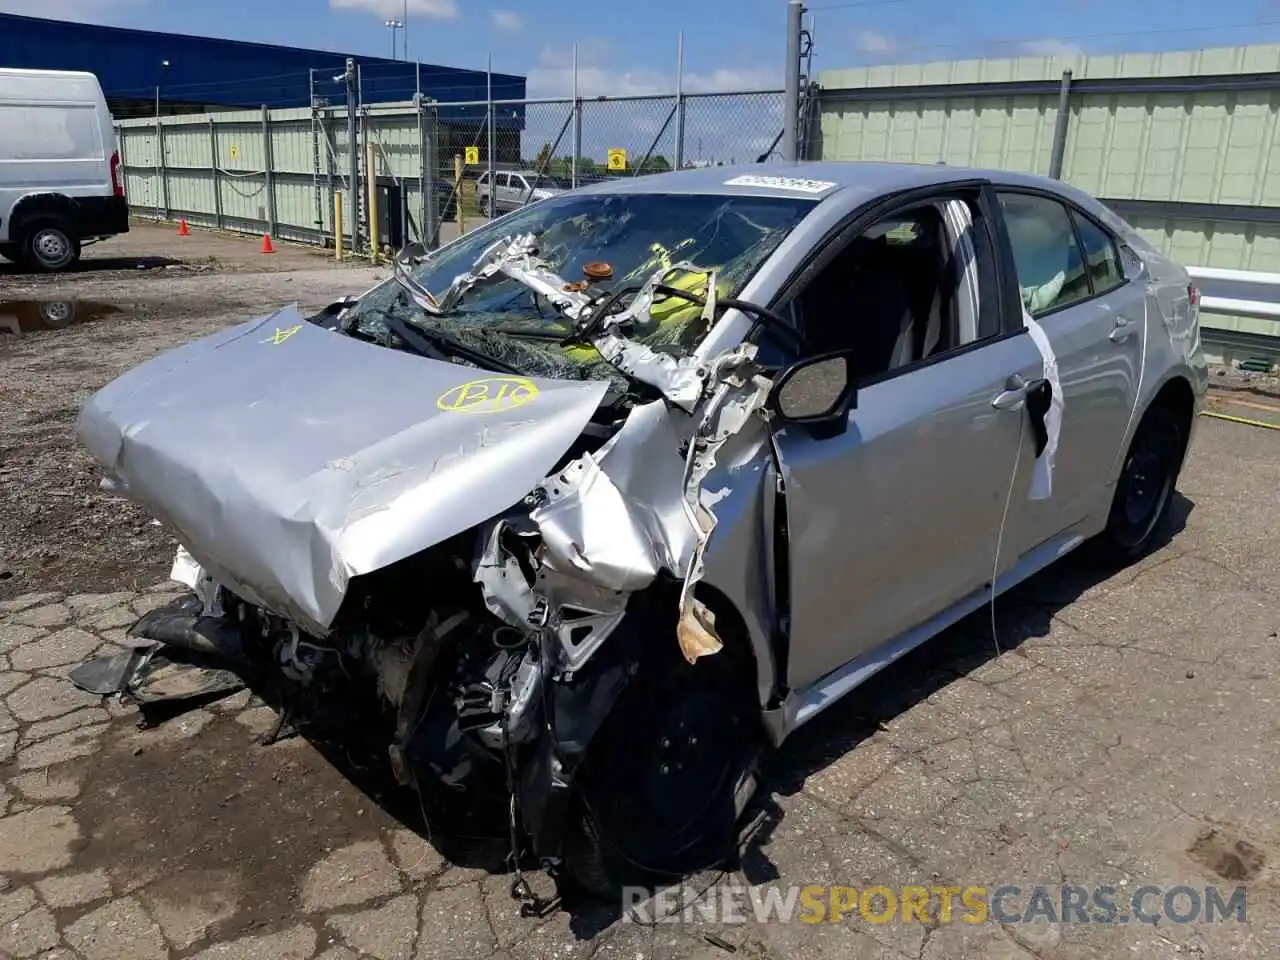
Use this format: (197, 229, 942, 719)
(1187, 266, 1280, 369)
(1188, 266, 1280, 322)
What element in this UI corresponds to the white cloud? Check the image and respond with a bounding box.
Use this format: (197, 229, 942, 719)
(491, 9, 521, 32)
(1016, 38, 1086, 58)
(525, 40, 778, 99)
(854, 29, 897, 56)
(329, 0, 458, 20)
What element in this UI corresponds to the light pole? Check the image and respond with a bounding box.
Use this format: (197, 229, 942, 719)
(402, 0, 409, 60)
(155, 59, 170, 119)
(384, 19, 403, 60)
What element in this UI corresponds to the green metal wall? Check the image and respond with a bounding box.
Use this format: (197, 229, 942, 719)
(118, 102, 430, 246)
(816, 43, 1280, 349)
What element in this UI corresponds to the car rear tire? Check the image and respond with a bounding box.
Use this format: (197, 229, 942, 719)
(1091, 405, 1185, 565)
(563, 643, 761, 899)
(20, 219, 81, 273)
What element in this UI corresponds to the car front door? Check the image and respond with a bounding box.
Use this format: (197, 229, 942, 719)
(772, 188, 1047, 693)
(495, 173, 517, 211)
(994, 190, 1146, 551)
(510, 174, 532, 207)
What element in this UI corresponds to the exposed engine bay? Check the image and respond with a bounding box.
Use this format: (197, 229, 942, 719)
(71, 229, 790, 902)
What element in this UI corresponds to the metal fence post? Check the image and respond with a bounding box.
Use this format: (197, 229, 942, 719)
(346, 58, 359, 257)
(487, 54, 495, 215)
(571, 43, 580, 188)
(262, 105, 278, 236)
(674, 32, 687, 170)
(415, 62, 427, 246)
(421, 97, 439, 249)
(209, 118, 224, 230)
(154, 107, 169, 220)
(783, 0, 804, 162)
(1048, 69, 1073, 180)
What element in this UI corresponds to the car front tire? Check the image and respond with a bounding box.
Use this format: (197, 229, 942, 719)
(21, 219, 81, 273)
(563, 642, 761, 899)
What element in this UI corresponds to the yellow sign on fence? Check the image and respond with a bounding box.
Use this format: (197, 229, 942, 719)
(229, 144, 239, 160)
(607, 148, 627, 171)
(464, 146, 480, 165)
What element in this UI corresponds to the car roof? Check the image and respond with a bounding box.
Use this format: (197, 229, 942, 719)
(571, 159, 1080, 206)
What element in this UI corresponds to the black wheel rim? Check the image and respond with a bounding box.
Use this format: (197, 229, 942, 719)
(583, 666, 751, 871)
(1114, 420, 1176, 548)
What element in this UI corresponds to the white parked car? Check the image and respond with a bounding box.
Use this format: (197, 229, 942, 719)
(475, 169, 569, 216)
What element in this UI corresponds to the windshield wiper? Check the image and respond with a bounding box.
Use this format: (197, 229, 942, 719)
(370, 307, 523, 375)
(399, 318, 523, 374)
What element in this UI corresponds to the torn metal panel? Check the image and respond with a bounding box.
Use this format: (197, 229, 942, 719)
(170, 546, 225, 618)
(75, 305, 609, 633)
(673, 345, 775, 663)
(590, 333, 706, 413)
(524, 344, 775, 667)
(533, 453, 664, 593)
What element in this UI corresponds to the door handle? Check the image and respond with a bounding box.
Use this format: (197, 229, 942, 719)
(992, 374, 1029, 411)
(1109, 316, 1135, 343)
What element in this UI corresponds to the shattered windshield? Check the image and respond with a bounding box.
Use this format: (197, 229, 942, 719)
(344, 192, 816, 385)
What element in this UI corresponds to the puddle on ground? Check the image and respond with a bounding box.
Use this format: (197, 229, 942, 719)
(1188, 827, 1266, 881)
(0, 300, 121, 336)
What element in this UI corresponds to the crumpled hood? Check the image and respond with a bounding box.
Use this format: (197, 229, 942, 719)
(76, 305, 609, 632)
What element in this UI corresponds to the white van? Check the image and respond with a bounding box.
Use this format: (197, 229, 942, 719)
(0, 68, 129, 272)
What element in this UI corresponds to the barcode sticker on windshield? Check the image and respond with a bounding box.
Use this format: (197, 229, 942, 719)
(723, 174, 838, 194)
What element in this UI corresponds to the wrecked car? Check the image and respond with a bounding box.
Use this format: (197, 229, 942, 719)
(72, 162, 1207, 899)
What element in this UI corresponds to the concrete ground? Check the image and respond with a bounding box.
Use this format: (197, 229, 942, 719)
(2, 224, 1280, 959)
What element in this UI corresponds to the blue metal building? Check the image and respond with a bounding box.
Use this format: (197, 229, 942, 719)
(0, 12, 525, 116)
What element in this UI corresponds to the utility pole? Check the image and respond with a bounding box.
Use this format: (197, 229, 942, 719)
(403, 0, 410, 60)
(344, 57, 358, 255)
(783, 0, 804, 162)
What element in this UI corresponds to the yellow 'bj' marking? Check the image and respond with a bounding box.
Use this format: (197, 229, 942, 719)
(437, 376, 540, 414)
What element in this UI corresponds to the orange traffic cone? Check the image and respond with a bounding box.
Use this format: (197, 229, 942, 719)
(260, 233, 275, 254)
(177, 219, 190, 236)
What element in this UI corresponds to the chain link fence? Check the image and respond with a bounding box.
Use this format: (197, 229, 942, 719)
(118, 72, 790, 256)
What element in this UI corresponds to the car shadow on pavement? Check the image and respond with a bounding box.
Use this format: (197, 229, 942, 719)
(737, 492, 1194, 887)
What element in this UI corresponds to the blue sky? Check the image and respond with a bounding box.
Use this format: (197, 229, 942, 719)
(4, 0, 1280, 97)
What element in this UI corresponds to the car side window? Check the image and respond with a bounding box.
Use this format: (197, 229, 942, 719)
(514, 175, 529, 191)
(997, 192, 1092, 317)
(1071, 211, 1124, 296)
(477, 172, 489, 187)
(789, 193, 1002, 384)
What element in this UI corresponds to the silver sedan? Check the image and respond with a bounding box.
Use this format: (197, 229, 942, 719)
(73, 160, 1207, 899)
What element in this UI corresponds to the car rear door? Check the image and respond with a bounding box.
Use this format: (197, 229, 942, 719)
(993, 190, 1145, 551)
(772, 187, 1047, 693)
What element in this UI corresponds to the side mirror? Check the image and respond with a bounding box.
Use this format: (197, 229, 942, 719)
(767, 350, 857, 436)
